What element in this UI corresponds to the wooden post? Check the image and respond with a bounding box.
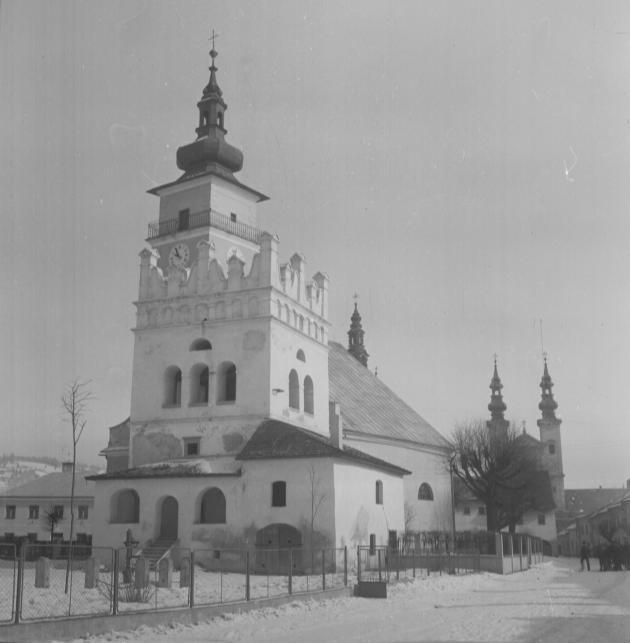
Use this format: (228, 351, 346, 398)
(322, 549, 326, 591)
(245, 551, 250, 601)
(288, 549, 293, 595)
(112, 550, 119, 616)
(189, 550, 195, 608)
(377, 549, 382, 582)
(13, 545, 23, 625)
(412, 547, 416, 578)
(357, 546, 361, 582)
(343, 546, 348, 586)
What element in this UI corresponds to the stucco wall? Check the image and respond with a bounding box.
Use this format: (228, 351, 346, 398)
(91, 457, 336, 552)
(332, 462, 404, 548)
(343, 438, 452, 532)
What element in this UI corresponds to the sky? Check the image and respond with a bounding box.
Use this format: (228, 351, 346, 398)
(0, 1, 629, 488)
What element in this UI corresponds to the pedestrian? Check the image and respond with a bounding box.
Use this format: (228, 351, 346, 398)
(580, 540, 591, 571)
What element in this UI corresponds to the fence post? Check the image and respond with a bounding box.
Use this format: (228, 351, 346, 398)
(357, 546, 361, 582)
(396, 548, 400, 581)
(322, 549, 326, 591)
(378, 549, 382, 582)
(343, 547, 348, 586)
(288, 549, 293, 595)
(13, 545, 23, 625)
(112, 549, 119, 616)
(412, 547, 416, 578)
(189, 550, 195, 608)
(426, 549, 430, 577)
(245, 551, 250, 601)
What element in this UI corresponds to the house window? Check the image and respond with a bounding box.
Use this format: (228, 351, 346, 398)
(375, 480, 383, 505)
(463, 505, 471, 515)
(289, 369, 300, 410)
(304, 376, 314, 414)
(230, 212, 237, 222)
(548, 443, 556, 455)
(217, 362, 236, 402)
(28, 505, 39, 520)
(190, 364, 209, 405)
(4, 533, 14, 540)
(111, 489, 140, 523)
(478, 506, 486, 516)
(184, 438, 201, 456)
(54, 505, 64, 519)
(78, 505, 89, 520)
(5, 506, 15, 520)
(164, 366, 182, 407)
(52, 532, 63, 542)
(369, 533, 376, 555)
(296, 349, 306, 362)
(538, 513, 546, 525)
(418, 483, 434, 500)
(272, 481, 286, 507)
(27, 533, 37, 542)
(200, 488, 226, 524)
(76, 533, 89, 544)
(190, 338, 212, 351)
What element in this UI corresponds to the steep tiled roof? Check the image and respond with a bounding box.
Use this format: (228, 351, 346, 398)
(237, 419, 411, 476)
(564, 488, 628, 517)
(328, 342, 449, 450)
(0, 472, 94, 499)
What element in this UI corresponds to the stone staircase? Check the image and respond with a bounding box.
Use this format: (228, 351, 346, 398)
(140, 538, 176, 570)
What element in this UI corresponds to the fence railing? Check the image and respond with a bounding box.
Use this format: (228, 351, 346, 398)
(1, 544, 348, 624)
(147, 208, 266, 245)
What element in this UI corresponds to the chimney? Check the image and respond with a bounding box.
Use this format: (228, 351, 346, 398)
(62, 462, 74, 473)
(329, 402, 344, 450)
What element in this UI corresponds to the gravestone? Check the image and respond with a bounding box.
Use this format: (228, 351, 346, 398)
(134, 557, 150, 589)
(180, 556, 191, 588)
(35, 557, 50, 588)
(158, 557, 172, 588)
(84, 557, 97, 589)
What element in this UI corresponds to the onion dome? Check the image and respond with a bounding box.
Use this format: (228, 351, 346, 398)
(488, 358, 507, 420)
(538, 357, 558, 420)
(348, 302, 369, 367)
(176, 47, 244, 179)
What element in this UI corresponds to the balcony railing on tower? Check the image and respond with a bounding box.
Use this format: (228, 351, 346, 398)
(147, 208, 265, 245)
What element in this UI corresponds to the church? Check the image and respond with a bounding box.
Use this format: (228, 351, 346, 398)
(454, 358, 565, 553)
(88, 47, 452, 560)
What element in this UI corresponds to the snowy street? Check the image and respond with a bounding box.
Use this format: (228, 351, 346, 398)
(66, 558, 630, 642)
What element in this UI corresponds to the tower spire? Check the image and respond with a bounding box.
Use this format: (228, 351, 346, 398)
(347, 297, 369, 367)
(487, 356, 508, 435)
(538, 354, 558, 420)
(176, 40, 244, 179)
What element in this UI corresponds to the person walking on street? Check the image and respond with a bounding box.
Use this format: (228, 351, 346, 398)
(580, 541, 591, 571)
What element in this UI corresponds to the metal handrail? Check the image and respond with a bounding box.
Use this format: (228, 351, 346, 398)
(147, 208, 265, 244)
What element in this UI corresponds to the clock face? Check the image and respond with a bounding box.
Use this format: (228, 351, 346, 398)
(168, 243, 190, 269)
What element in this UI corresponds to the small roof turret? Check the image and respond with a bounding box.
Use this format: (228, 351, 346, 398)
(347, 301, 369, 367)
(538, 356, 559, 420)
(488, 357, 507, 421)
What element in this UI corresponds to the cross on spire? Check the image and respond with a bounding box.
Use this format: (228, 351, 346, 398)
(209, 29, 219, 51)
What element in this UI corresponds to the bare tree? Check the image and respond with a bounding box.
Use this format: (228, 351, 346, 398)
(306, 462, 327, 568)
(43, 507, 62, 543)
(403, 502, 415, 534)
(61, 379, 92, 594)
(448, 420, 540, 532)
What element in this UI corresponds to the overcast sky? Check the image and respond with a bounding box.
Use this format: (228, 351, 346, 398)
(1, 1, 629, 488)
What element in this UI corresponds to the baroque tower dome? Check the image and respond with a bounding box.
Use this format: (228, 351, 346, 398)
(538, 357, 559, 420)
(176, 46, 244, 180)
(347, 302, 369, 367)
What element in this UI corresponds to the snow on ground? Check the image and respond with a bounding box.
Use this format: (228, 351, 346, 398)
(56, 558, 630, 643)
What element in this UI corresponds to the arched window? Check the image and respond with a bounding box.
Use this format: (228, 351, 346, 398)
(375, 480, 383, 505)
(190, 338, 212, 351)
(304, 376, 314, 414)
(418, 483, 434, 501)
(190, 364, 209, 405)
(289, 370, 300, 410)
(296, 349, 306, 362)
(217, 362, 236, 402)
(111, 489, 139, 523)
(199, 488, 226, 524)
(272, 481, 286, 507)
(164, 366, 182, 407)
(548, 442, 556, 455)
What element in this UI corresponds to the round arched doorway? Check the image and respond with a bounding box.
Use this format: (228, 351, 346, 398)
(158, 496, 179, 540)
